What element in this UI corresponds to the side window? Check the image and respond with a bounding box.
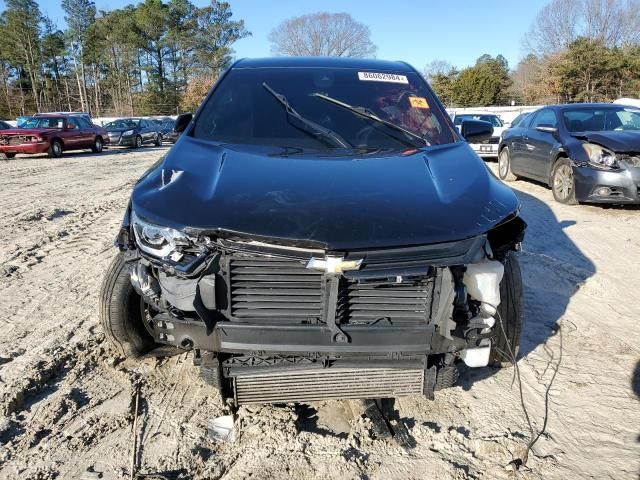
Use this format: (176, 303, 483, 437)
(67, 118, 79, 130)
(78, 118, 92, 129)
(141, 120, 149, 128)
(531, 109, 557, 129)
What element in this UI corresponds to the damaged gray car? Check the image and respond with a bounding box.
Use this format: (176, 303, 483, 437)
(100, 57, 526, 405)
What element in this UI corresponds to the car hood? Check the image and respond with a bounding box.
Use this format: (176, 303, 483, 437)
(131, 138, 519, 250)
(572, 131, 640, 153)
(0, 128, 58, 135)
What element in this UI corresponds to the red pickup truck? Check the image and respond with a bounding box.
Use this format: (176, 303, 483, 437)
(0, 113, 109, 159)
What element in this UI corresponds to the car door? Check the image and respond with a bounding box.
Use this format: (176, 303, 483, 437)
(140, 119, 153, 143)
(525, 109, 560, 181)
(505, 114, 532, 176)
(76, 117, 95, 148)
(146, 119, 158, 142)
(63, 118, 83, 149)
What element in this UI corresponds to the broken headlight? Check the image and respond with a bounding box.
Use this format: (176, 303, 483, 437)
(582, 143, 618, 169)
(131, 211, 191, 258)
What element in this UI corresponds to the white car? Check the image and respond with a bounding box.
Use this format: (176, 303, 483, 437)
(451, 113, 506, 159)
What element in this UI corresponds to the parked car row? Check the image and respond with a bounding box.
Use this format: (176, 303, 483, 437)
(0, 113, 187, 158)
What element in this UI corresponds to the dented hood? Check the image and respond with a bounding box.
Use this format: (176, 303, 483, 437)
(572, 131, 640, 153)
(131, 137, 519, 250)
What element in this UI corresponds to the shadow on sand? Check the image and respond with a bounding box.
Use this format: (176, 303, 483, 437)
(458, 188, 596, 388)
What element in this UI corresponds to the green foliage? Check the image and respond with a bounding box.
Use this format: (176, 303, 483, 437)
(515, 38, 640, 104)
(429, 54, 512, 107)
(0, 0, 249, 118)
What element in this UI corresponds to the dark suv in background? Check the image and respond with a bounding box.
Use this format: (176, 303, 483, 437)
(100, 57, 525, 406)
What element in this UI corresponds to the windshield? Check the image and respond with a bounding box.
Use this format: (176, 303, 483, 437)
(563, 107, 640, 132)
(23, 117, 65, 129)
(454, 114, 502, 127)
(510, 113, 528, 127)
(193, 67, 456, 151)
(105, 119, 140, 129)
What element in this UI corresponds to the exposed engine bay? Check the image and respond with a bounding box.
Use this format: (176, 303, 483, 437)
(118, 207, 525, 406)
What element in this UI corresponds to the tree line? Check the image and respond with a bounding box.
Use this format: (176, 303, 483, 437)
(425, 0, 640, 107)
(0, 0, 249, 119)
(1, 0, 639, 119)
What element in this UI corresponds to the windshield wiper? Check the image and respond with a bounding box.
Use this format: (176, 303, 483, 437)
(262, 83, 351, 149)
(311, 92, 429, 147)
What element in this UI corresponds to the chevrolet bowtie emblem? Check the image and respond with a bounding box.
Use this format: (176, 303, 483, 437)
(306, 256, 363, 273)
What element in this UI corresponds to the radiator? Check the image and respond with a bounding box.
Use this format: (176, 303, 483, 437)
(233, 367, 424, 404)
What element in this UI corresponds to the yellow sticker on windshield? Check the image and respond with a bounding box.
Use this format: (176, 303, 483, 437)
(409, 96, 429, 109)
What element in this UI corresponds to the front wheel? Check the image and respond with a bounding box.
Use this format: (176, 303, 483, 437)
(48, 139, 63, 158)
(134, 135, 143, 149)
(498, 147, 517, 181)
(154, 134, 162, 147)
(92, 136, 103, 153)
(2, 152, 16, 159)
(99, 254, 157, 357)
(490, 252, 524, 367)
(551, 158, 578, 205)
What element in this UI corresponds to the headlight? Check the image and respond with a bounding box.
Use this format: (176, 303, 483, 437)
(122, 129, 134, 136)
(582, 143, 618, 169)
(131, 211, 191, 258)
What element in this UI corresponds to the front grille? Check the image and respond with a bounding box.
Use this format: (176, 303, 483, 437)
(338, 278, 433, 324)
(619, 154, 640, 167)
(0, 135, 28, 145)
(226, 255, 434, 324)
(483, 136, 500, 144)
(228, 257, 323, 322)
(234, 367, 424, 404)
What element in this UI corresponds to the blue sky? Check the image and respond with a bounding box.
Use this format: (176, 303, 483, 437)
(31, 0, 549, 70)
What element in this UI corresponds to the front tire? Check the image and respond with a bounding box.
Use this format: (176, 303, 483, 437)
(48, 139, 63, 158)
(498, 147, 517, 181)
(92, 136, 103, 153)
(154, 134, 162, 147)
(551, 158, 578, 204)
(490, 252, 524, 367)
(134, 135, 143, 149)
(99, 254, 156, 358)
(2, 152, 16, 159)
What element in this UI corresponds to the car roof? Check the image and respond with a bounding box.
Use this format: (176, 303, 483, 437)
(33, 112, 89, 117)
(548, 103, 628, 111)
(233, 57, 414, 72)
(455, 113, 499, 117)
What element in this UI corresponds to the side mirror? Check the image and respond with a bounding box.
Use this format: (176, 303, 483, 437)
(535, 124, 557, 134)
(66, 124, 75, 130)
(174, 113, 193, 134)
(460, 119, 493, 143)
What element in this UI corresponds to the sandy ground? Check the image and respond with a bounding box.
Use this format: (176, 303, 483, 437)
(0, 147, 638, 480)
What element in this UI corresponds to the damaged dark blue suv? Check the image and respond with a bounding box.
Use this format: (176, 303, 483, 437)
(100, 57, 526, 406)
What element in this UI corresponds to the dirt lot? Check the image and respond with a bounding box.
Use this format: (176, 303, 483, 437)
(0, 147, 638, 480)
